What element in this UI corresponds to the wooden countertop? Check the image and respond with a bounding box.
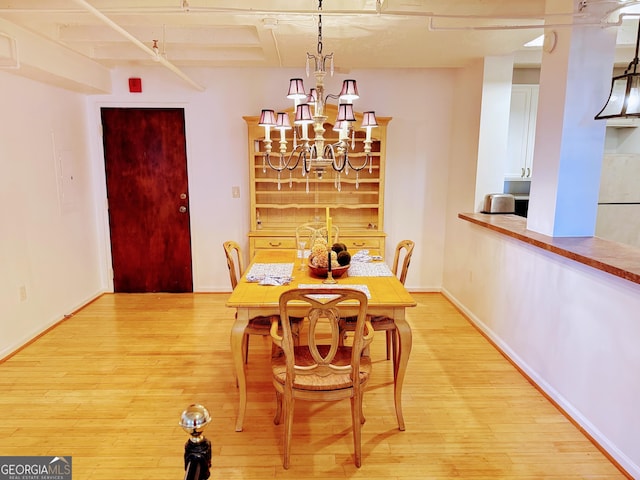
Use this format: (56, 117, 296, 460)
(458, 213, 640, 285)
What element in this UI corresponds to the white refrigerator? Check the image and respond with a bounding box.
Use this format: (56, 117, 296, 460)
(596, 154, 640, 248)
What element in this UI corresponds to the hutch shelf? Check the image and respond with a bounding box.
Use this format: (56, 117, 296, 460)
(244, 106, 391, 258)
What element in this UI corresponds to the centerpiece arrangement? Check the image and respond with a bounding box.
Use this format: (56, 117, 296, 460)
(308, 239, 351, 279)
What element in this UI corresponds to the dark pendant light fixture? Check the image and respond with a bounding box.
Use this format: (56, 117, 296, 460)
(595, 18, 640, 119)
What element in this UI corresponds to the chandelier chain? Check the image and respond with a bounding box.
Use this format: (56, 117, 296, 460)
(317, 0, 323, 56)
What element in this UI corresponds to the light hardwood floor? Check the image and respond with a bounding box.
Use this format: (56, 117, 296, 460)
(0, 293, 629, 479)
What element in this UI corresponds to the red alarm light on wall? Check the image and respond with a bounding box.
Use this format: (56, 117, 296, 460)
(128, 78, 142, 93)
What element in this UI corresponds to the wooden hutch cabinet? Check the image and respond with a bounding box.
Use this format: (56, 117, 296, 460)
(244, 106, 391, 258)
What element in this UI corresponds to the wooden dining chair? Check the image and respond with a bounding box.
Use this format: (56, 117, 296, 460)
(340, 239, 415, 363)
(270, 288, 374, 469)
(223, 240, 279, 363)
(223, 240, 244, 290)
(392, 239, 415, 287)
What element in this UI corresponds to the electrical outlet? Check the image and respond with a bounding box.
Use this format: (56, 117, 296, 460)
(232, 186, 240, 198)
(19, 285, 27, 302)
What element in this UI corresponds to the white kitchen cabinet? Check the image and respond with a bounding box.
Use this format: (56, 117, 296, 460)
(506, 84, 539, 180)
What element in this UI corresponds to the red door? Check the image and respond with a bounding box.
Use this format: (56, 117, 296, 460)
(101, 107, 193, 292)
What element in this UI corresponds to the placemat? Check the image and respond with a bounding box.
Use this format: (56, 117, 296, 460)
(348, 262, 393, 277)
(246, 263, 294, 281)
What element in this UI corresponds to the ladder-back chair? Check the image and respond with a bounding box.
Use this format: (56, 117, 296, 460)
(340, 239, 415, 363)
(270, 288, 374, 469)
(223, 241, 278, 363)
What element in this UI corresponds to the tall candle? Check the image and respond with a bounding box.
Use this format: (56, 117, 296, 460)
(326, 207, 331, 242)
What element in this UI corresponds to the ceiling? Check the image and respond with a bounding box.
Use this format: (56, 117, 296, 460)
(0, 0, 637, 74)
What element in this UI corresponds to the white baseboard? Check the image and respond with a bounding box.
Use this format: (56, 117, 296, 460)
(441, 287, 639, 479)
(0, 290, 106, 361)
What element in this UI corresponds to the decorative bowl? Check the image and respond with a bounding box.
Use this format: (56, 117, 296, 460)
(308, 262, 350, 278)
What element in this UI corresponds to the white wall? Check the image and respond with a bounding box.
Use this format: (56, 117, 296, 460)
(442, 61, 640, 478)
(475, 55, 514, 211)
(87, 65, 454, 293)
(0, 71, 103, 358)
(368, 68, 454, 291)
(443, 221, 640, 478)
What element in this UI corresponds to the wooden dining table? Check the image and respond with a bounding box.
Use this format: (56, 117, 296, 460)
(226, 249, 416, 432)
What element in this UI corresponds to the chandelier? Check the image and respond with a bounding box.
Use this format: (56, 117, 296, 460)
(258, 0, 378, 192)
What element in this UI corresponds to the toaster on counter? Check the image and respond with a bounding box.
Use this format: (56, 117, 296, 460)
(482, 193, 515, 214)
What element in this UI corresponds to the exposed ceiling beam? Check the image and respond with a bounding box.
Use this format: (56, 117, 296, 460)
(71, 0, 206, 92)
